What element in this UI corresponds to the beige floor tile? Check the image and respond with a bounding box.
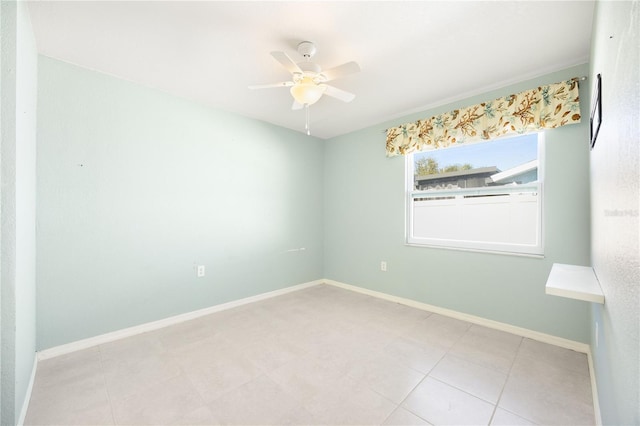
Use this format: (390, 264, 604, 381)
(347, 322, 401, 352)
(403, 313, 472, 348)
(517, 338, 590, 376)
(170, 405, 218, 425)
(429, 354, 508, 403)
(34, 347, 103, 387)
(383, 407, 432, 425)
(308, 339, 375, 377)
(156, 316, 221, 349)
(302, 375, 397, 425)
(384, 336, 448, 374)
(288, 319, 361, 355)
(207, 375, 316, 425)
(216, 321, 280, 348)
(24, 285, 596, 426)
(499, 352, 594, 425)
(167, 332, 236, 366)
(99, 333, 167, 363)
(343, 298, 431, 335)
(102, 353, 183, 401)
(346, 353, 425, 404)
(178, 347, 263, 403)
(239, 333, 308, 372)
(279, 298, 328, 317)
(25, 369, 113, 426)
(25, 399, 115, 426)
(383, 305, 432, 331)
(111, 374, 204, 425)
(403, 377, 495, 425)
(266, 354, 345, 405)
(490, 407, 536, 425)
(449, 325, 522, 373)
(307, 314, 396, 352)
(280, 320, 343, 354)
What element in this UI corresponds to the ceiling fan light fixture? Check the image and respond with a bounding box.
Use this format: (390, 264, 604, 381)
(290, 77, 325, 105)
(250, 42, 360, 135)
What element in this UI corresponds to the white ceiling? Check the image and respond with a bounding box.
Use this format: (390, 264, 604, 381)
(27, 1, 595, 139)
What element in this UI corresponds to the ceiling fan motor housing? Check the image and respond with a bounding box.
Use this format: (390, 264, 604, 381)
(295, 42, 323, 82)
(297, 41, 317, 58)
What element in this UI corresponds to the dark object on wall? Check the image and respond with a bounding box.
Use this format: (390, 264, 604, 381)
(590, 74, 602, 149)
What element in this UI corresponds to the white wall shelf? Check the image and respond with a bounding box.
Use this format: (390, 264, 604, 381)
(545, 263, 605, 304)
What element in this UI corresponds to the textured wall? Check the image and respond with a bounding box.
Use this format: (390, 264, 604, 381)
(37, 57, 324, 350)
(324, 64, 592, 343)
(15, 1, 38, 420)
(1, 1, 38, 424)
(589, 1, 640, 423)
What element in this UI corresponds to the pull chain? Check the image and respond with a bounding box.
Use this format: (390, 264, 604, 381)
(305, 104, 311, 135)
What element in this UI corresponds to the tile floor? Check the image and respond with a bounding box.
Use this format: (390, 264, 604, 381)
(25, 284, 595, 425)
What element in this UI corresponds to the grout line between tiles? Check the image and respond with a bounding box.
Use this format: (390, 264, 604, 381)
(487, 336, 537, 425)
(97, 345, 118, 425)
(388, 325, 466, 425)
(387, 372, 431, 425)
(397, 323, 511, 425)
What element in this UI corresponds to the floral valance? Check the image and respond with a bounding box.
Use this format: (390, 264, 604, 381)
(385, 79, 581, 157)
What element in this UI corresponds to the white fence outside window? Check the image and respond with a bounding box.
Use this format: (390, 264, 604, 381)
(407, 184, 543, 255)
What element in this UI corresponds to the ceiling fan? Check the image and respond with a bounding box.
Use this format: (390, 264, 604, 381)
(249, 41, 360, 135)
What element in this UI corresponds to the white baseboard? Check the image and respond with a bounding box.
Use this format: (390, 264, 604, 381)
(37, 279, 323, 361)
(587, 350, 602, 425)
(17, 357, 37, 426)
(323, 279, 590, 354)
(38, 277, 591, 359)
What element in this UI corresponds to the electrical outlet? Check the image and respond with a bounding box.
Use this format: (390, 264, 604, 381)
(380, 261, 387, 272)
(197, 265, 205, 278)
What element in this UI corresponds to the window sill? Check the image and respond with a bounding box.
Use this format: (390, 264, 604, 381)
(405, 242, 545, 259)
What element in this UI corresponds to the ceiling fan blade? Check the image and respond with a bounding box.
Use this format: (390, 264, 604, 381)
(248, 81, 294, 90)
(271, 51, 302, 75)
(323, 84, 356, 103)
(292, 101, 304, 110)
(321, 61, 360, 81)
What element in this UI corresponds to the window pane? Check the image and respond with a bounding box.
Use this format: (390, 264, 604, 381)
(407, 133, 543, 255)
(413, 134, 538, 191)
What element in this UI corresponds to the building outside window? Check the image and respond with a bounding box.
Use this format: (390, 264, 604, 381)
(406, 133, 543, 256)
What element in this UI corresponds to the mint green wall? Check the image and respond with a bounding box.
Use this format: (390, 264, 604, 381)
(324, 64, 592, 343)
(35, 34, 598, 357)
(37, 58, 594, 351)
(36, 57, 324, 350)
(1, 1, 38, 424)
(589, 1, 639, 423)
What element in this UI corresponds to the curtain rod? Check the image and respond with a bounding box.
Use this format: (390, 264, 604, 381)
(382, 76, 588, 133)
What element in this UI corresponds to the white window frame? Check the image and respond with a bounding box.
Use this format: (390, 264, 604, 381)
(405, 133, 545, 257)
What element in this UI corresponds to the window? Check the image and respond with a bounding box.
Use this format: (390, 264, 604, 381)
(406, 133, 543, 256)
